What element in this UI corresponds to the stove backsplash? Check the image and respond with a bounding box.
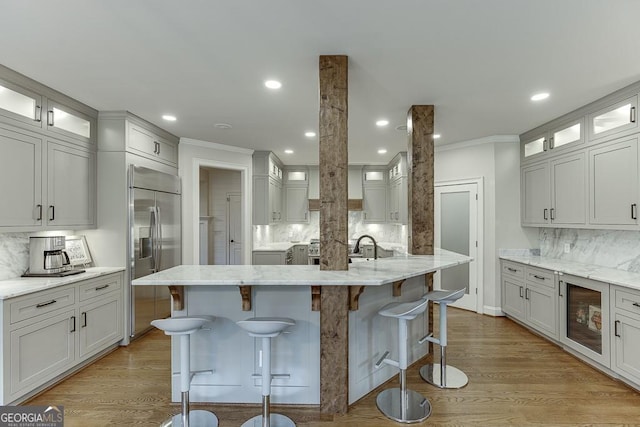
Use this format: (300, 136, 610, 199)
(540, 228, 640, 273)
(253, 211, 407, 248)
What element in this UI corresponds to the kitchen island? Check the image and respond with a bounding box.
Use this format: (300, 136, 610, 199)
(132, 251, 470, 409)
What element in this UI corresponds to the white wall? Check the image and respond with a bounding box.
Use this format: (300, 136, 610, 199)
(179, 138, 253, 265)
(435, 136, 536, 314)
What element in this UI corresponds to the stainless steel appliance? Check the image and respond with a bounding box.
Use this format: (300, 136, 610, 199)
(129, 165, 181, 337)
(23, 236, 84, 277)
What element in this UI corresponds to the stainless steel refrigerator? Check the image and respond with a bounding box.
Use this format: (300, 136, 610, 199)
(129, 165, 181, 337)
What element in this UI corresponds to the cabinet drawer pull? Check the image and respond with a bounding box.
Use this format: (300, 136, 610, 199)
(633, 302, 640, 308)
(632, 204, 637, 220)
(615, 320, 621, 338)
(507, 267, 517, 273)
(36, 299, 57, 308)
(631, 106, 636, 124)
(533, 275, 546, 280)
(95, 284, 110, 291)
(70, 316, 76, 333)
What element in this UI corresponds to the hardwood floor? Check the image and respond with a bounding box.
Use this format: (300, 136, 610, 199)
(28, 307, 640, 426)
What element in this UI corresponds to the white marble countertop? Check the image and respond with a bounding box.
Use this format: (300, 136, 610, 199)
(0, 267, 126, 300)
(500, 254, 640, 292)
(253, 241, 408, 254)
(133, 249, 470, 287)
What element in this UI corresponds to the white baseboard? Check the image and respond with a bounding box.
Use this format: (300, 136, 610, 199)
(483, 305, 504, 316)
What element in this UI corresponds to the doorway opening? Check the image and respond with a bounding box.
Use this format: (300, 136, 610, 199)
(434, 178, 484, 313)
(198, 167, 242, 265)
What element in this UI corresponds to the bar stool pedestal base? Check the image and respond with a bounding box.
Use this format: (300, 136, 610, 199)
(240, 413, 296, 427)
(420, 363, 468, 389)
(160, 409, 219, 427)
(376, 387, 432, 424)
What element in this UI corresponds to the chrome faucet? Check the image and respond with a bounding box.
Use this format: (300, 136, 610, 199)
(353, 234, 378, 259)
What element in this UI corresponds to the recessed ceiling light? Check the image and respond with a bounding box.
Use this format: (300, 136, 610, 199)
(376, 119, 389, 127)
(284, 149, 294, 154)
(305, 131, 316, 138)
(265, 80, 282, 89)
(433, 134, 441, 139)
(214, 123, 232, 129)
(531, 92, 550, 101)
(162, 115, 177, 122)
(378, 149, 387, 154)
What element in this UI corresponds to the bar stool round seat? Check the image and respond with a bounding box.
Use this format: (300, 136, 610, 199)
(151, 316, 219, 427)
(419, 288, 469, 389)
(375, 298, 432, 424)
(237, 317, 296, 427)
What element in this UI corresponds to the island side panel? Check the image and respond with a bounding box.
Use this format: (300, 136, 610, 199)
(348, 276, 428, 404)
(180, 285, 320, 405)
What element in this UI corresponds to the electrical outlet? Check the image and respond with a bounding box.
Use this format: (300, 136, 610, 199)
(564, 243, 571, 253)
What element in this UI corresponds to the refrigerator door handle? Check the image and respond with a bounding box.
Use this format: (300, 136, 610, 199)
(149, 207, 157, 272)
(155, 206, 163, 270)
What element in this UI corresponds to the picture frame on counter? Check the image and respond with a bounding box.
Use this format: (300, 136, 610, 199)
(65, 235, 92, 266)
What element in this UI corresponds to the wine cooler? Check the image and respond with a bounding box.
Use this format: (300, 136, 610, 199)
(559, 274, 610, 367)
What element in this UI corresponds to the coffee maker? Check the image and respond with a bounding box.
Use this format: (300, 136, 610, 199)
(23, 236, 84, 277)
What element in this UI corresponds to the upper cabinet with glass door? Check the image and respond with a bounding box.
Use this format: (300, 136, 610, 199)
(0, 78, 44, 130)
(588, 95, 638, 143)
(46, 100, 96, 145)
(521, 118, 584, 163)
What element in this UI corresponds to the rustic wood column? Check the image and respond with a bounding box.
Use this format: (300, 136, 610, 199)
(318, 55, 349, 414)
(407, 105, 435, 352)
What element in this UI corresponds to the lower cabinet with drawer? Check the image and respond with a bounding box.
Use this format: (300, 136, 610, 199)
(611, 285, 640, 386)
(1, 272, 123, 404)
(501, 261, 558, 339)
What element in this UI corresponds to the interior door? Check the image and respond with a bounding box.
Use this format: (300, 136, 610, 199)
(434, 182, 479, 312)
(228, 193, 242, 265)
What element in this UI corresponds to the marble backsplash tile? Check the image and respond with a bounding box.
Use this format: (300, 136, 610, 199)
(253, 211, 407, 248)
(0, 233, 30, 280)
(540, 228, 640, 273)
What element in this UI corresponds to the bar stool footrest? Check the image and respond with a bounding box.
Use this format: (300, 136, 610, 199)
(420, 363, 469, 389)
(376, 387, 431, 423)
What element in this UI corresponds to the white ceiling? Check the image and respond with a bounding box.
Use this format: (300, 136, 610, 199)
(2, 1, 640, 165)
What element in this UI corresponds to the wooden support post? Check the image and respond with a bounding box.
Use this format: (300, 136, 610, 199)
(392, 280, 406, 297)
(311, 286, 322, 311)
(407, 105, 435, 353)
(349, 285, 366, 311)
(319, 54, 349, 415)
(168, 285, 184, 311)
(239, 286, 252, 311)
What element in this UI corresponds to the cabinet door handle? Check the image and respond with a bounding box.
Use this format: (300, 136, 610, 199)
(558, 280, 564, 297)
(47, 110, 54, 126)
(36, 299, 57, 308)
(519, 286, 524, 298)
(543, 208, 548, 220)
(525, 288, 530, 300)
(70, 316, 76, 333)
(49, 205, 55, 221)
(550, 208, 555, 221)
(615, 320, 621, 337)
(34, 105, 42, 122)
(631, 106, 636, 124)
(543, 138, 548, 152)
(35, 204, 42, 221)
(533, 275, 546, 280)
(633, 302, 640, 308)
(81, 312, 87, 328)
(549, 136, 555, 150)
(156, 142, 161, 155)
(632, 204, 637, 220)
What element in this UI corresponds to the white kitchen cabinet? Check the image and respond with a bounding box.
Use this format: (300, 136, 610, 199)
(521, 118, 584, 164)
(521, 161, 550, 226)
(1, 272, 124, 405)
(127, 122, 177, 167)
(269, 177, 283, 223)
(501, 261, 558, 339)
(285, 186, 308, 223)
(253, 151, 284, 225)
(588, 95, 638, 143)
(292, 244, 308, 265)
(252, 250, 288, 265)
(0, 77, 44, 130)
(45, 99, 95, 145)
(363, 187, 387, 223)
(611, 286, 640, 387)
(588, 136, 640, 227)
(46, 139, 96, 228)
(550, 152, 587, 225)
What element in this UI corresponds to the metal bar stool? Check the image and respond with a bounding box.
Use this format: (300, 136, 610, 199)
(151, 316, 219, 427)
(237, 317, 296, 427)
(375, 298, 432, 423)
(419, 288, 469, 389)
